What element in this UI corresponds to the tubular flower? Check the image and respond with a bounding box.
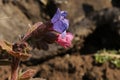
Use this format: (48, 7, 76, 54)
(51, 8, 74, 48)
(56, 32, 74, 48)
(51, 8, 69, 33)
(22, 8, 73, 49)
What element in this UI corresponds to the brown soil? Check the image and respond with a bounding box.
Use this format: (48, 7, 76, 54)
(25, 53, 120, 80)
(1, 53, 120, 80)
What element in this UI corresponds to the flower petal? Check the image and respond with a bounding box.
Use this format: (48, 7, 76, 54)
(61, 31, 66, 38)
(56, 32, 74, 48)
(51, 8, 69, 33)
(62, 19, 69, 29)
(53, 20, 67, 33)
(51, 8, 61, 23)
(61, 11, 67, 17)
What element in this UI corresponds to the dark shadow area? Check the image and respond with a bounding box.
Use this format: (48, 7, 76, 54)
(82, 72, 96, 80)
(111, 0, 120, 8)
(37, 0, 57, 19)
(82, 3, 94, 17)
(80, 8, 120, 54)
(2, 0, 9, 4)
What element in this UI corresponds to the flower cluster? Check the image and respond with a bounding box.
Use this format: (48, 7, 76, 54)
(22, 8, 73, 49)
(51, 8, 73, 48)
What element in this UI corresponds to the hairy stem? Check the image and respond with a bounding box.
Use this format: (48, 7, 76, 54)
(11, 57, 20, 80)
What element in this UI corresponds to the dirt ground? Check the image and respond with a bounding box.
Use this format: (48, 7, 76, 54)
(1, 53, 120, 80)
(0, 0, 120, 80)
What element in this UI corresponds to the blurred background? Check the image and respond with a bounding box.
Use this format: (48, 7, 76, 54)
(0, 0, 120, 80)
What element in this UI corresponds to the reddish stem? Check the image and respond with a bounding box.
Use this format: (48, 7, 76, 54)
(11, 57, 20, 80)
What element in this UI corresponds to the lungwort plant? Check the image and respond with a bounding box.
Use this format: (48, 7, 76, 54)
(0, 8, 74, 80)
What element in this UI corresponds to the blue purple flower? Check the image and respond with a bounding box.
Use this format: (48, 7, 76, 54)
(51, 8, 69, 33)
(51, 8, 74, 48)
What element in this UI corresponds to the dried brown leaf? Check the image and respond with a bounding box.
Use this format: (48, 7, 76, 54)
(0, 40, 31, 60)
(19, 69, 36, 80)
(0, 40, 12, 51)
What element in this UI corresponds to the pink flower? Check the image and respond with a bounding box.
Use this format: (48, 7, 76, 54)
(56, 32, 74, 48)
